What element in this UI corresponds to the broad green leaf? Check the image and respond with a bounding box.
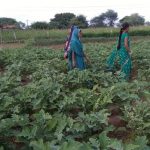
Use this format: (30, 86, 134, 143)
(124, 144, 139, 150)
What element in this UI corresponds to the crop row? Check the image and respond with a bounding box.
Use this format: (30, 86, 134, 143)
(1, 26, 150, 44)
(0, 39, 149, 149)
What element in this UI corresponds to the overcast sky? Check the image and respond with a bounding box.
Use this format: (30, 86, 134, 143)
(0, 0, 150, 25)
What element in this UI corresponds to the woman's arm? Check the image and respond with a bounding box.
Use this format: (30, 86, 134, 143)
(78, 29, 91, 64)
(124, 37, 131, 53)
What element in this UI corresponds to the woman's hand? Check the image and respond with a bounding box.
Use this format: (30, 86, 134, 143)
(64, 52, 68, 59)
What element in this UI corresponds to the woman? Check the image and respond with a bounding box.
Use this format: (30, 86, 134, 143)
(66, 26, 88, 70)
(106, 22, 132, 80)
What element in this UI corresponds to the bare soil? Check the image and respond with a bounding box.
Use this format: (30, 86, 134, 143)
(131, 62, 138, 80)
(0, 65, 5, 74)
(107, 104, 131, 141)
(0, 43, 25, 49)
(21, 75, 31, 86)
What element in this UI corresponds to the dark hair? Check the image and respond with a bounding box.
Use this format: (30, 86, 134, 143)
(117, 22, 129, 50)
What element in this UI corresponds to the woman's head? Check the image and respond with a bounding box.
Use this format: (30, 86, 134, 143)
(70, 25, 82, 40)
(121, 22, 130, 32)
(117, 22, 129, 50)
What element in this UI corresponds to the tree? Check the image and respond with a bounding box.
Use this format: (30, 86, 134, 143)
(103, 9, 118, 27)
(69, 15, 88, 28)
(90, 15, 105, 27)
(16, 21, 26, 29)
(49, 13, 75, 29)
(120, 13, 145, 26)
(49, 21, 59, 29)
(0, 17, 17, 26)
(90, 9, 118, 27)
(31, 22, 49, 29)
(0, 18, 26, 29)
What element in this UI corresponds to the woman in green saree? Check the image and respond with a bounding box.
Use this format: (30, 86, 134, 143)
(106, 22, 132, 80)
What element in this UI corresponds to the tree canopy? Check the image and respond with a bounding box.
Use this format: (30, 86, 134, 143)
(0, 17, 17, 26)
(90, 10, 118, 27)
(31, 22, 49, 29)
(69, 15, 88, 28)
(120, 13, 145, 26)
(49, 13, 75, 29)
(0, 11, 148, 30)
(90, 15, 105, 27)
(0, 18, 26, 29)
(49, 13, 88, 29)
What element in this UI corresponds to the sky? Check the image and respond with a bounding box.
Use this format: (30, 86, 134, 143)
(0, 0, 150, 25)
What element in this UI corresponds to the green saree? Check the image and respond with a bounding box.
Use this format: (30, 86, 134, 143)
(107, 32, 132, 80)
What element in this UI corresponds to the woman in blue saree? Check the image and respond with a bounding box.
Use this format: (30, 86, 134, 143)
(67, 26, 87, 70)
(106, 22, 132, 80)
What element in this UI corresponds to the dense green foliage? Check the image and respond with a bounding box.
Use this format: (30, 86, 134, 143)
(31, 22, 50, 29)
(0, 18, 17, 26)
(90, 10, 118, 27)
(0, 18, 25, 29)
(0, 11, 147, 30)
(49, 13, 88, 29)
(69, 15, 88, 29)
(0, 37, 149, 149)
(49, 13, 76, 29)
(120, 14, 145, 26)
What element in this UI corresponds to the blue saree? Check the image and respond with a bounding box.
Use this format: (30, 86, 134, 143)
(68, 26, 86, 70)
